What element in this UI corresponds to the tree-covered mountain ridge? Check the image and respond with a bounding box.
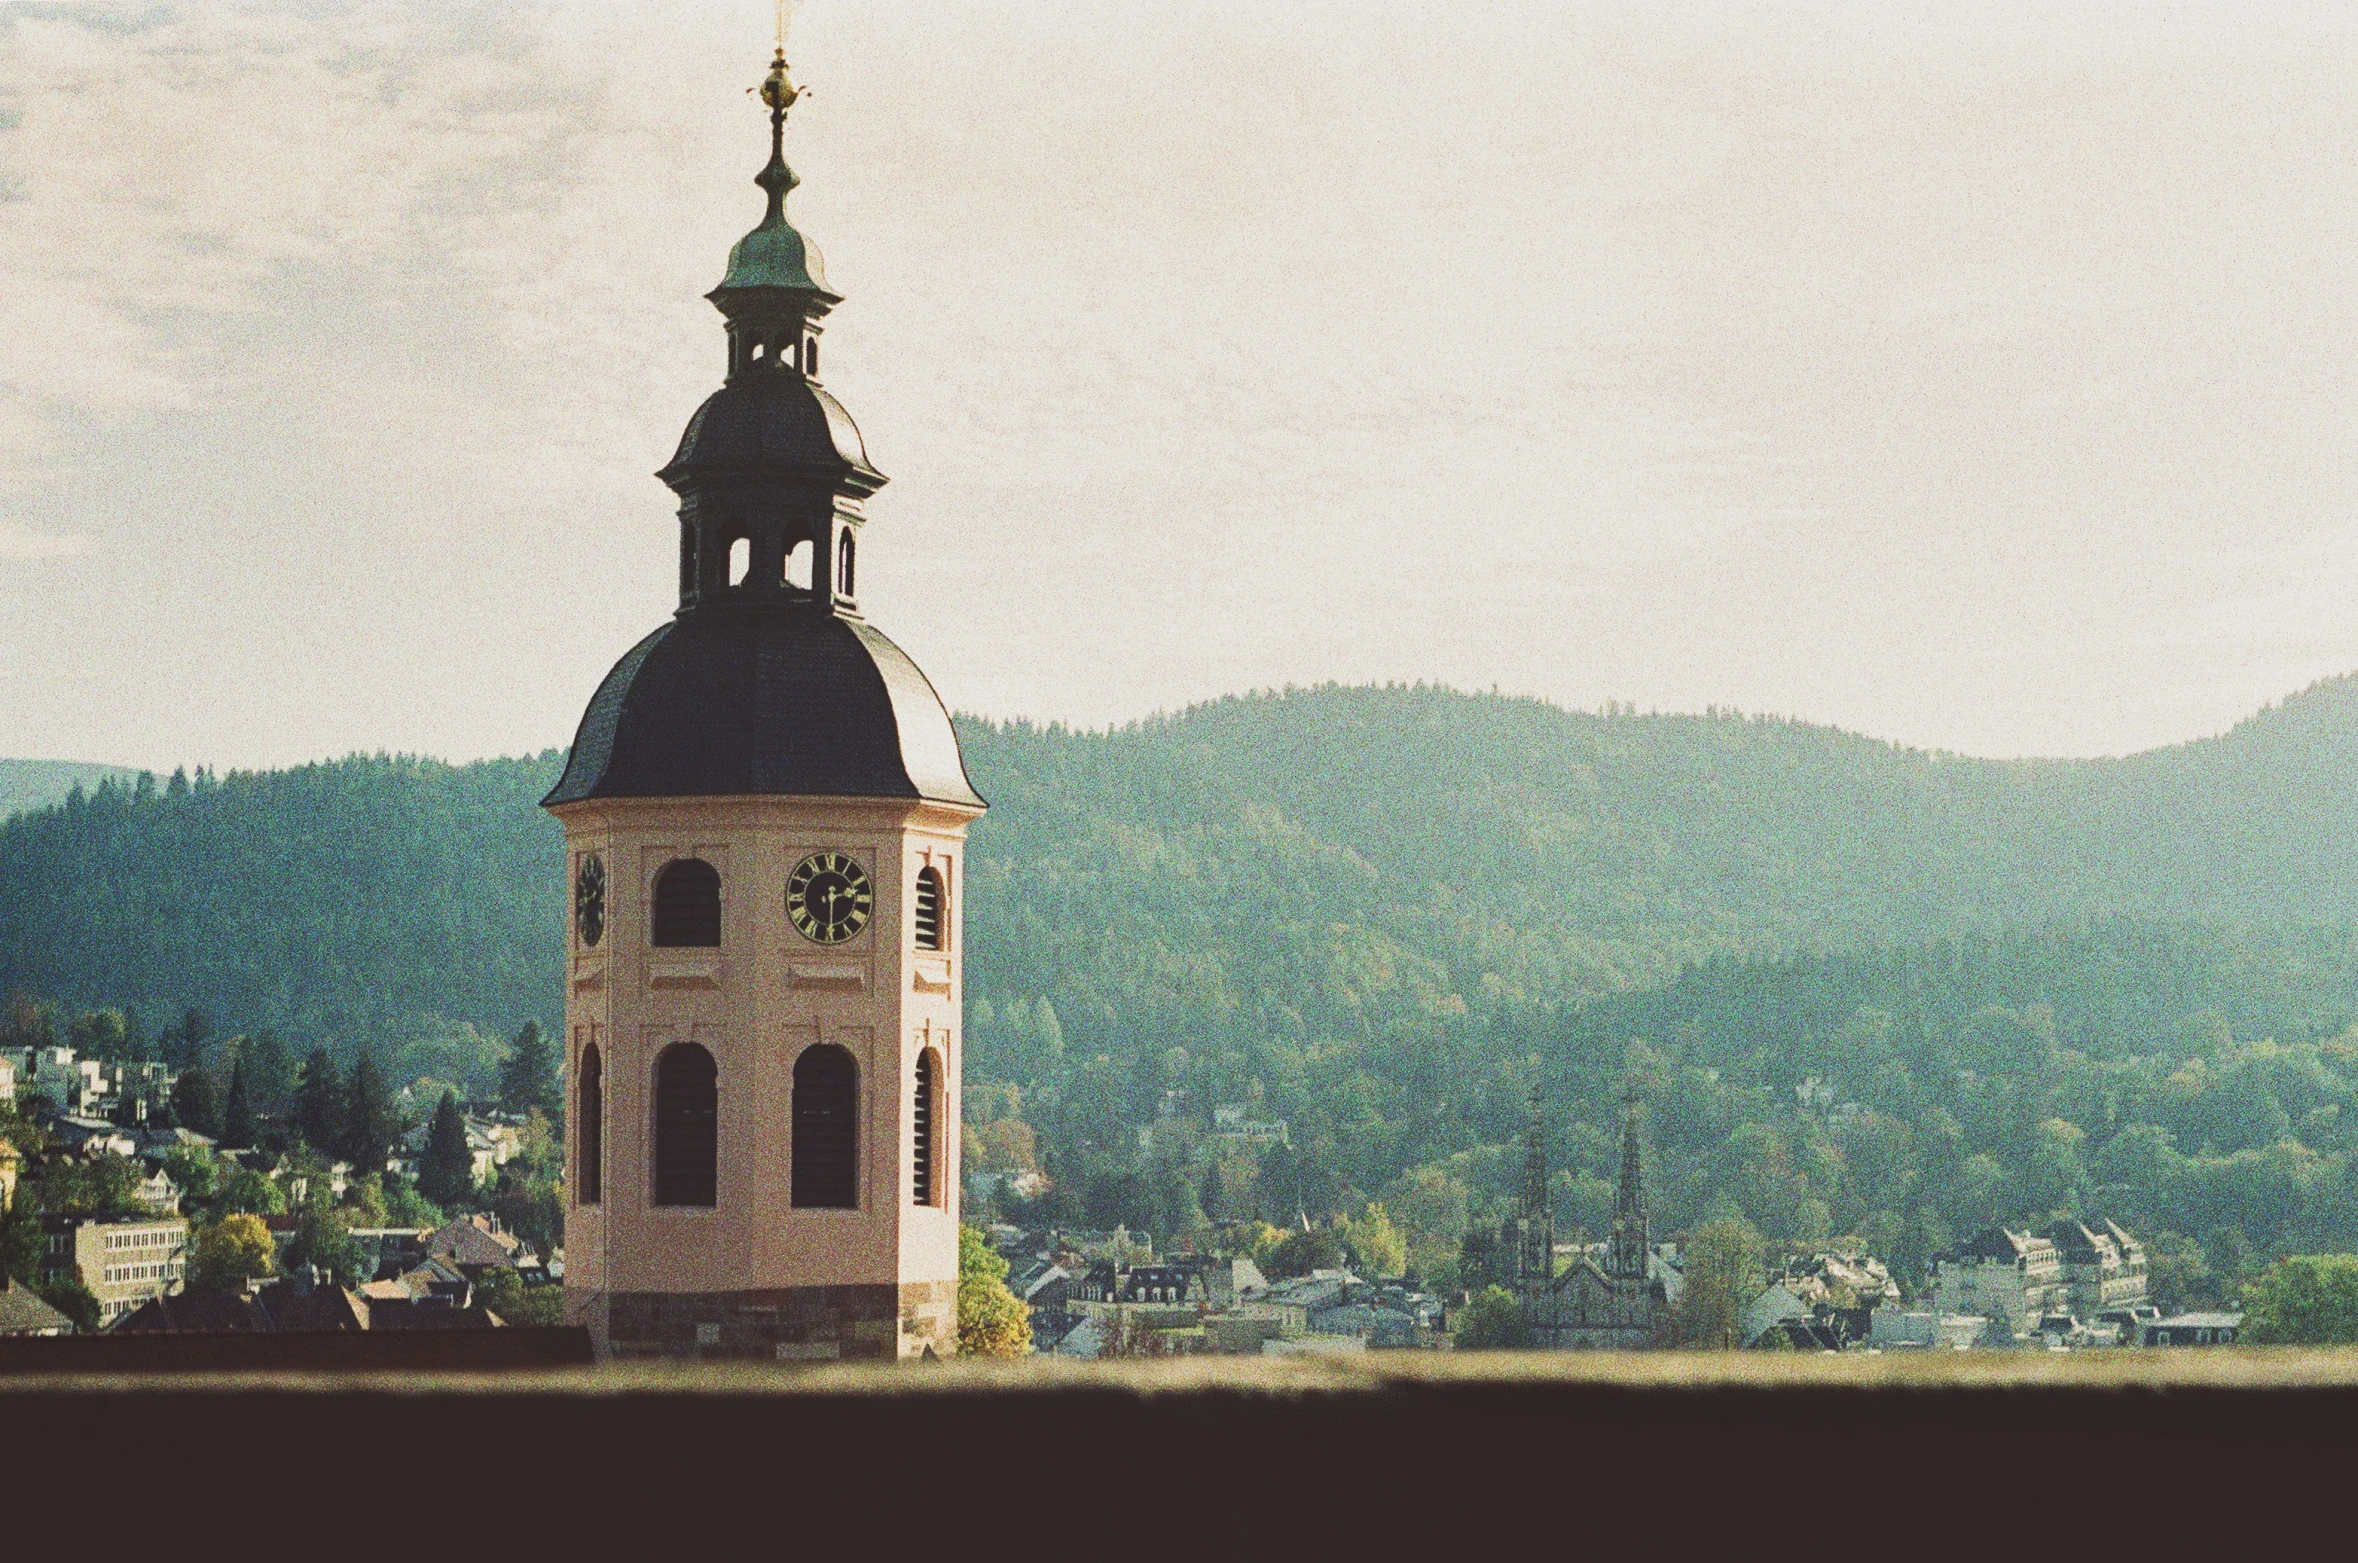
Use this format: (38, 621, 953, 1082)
(5, 673, 2358, 1046)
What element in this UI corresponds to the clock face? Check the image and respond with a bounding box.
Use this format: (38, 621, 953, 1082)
(787, 851, 873, 945)
(574, 854, 606, 948)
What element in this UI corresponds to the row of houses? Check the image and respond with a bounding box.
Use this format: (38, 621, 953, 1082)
(996, 1227, 1445, 1357)
(1742, 1220, 2242, 1351)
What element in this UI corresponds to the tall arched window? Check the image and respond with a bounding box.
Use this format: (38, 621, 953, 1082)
(792, 1044, 858, 1209)
(653, 1043, 718, 1207)
(577, 1044, 604, 1206)
(913, 866, 945, 952)
(912, 1048, 941, 1207)
(838, 531, 856, 598)
(652, 858, 721, 947)
(784, 538, 813, 592)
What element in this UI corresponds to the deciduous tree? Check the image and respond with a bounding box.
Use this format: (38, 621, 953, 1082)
(187, 1213, 276, 1296)
(2242, 1254, 2358, 1344)
(956, 1223, 1030, 1358)
(1452, 1285, 1532, 1350)
(1671, 1218, 1765, 1350)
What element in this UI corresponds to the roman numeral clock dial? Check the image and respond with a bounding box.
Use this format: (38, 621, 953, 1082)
(787, 852, 873, 944)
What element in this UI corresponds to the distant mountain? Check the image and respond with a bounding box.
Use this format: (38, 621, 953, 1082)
(13, 682, 2358, 1276)
(0, 759, 144, 823)
(6, 679, 2358, 1042)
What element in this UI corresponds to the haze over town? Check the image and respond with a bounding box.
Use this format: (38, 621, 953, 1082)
(5, 2, 2358, 768)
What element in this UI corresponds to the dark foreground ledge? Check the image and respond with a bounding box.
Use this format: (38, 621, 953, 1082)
(6, 1351, 2351, 1549)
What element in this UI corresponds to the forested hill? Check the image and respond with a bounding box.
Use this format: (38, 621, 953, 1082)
(0, 760, 141, 824)
(5, 677, 2358, 1048)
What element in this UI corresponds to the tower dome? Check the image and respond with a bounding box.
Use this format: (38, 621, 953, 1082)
(543, 48, 980, 811)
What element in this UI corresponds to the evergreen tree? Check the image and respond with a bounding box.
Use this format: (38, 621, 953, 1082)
(498, 1020, 558, 1120)
(243, 1032, 296, 1116)
(419, 1091, 475, 1208)
(171, 1067, 222, 1138)
(293, 1048, 343, 1152)
(220, 1062, 255, 1149)
(162, 1007, 214, 1070)
(341, 1050, 396, 1169)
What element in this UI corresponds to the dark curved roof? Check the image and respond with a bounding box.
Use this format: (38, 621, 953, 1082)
(660, 373, 882, 490)
(543, 606, 983, 808)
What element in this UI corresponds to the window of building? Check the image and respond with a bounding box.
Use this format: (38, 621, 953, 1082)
(578, 1044, 604, 1206)
(912, 1047, 940, 1207)
(652, 858, 721, 947)
(792, 1044, 858, 1209)
(729, 536, 750, 586)
(913, 865, 944, 952)
(838, 531, 856, 598)
(784, 537, 813, 592)
(652, 1044, 718, 1208)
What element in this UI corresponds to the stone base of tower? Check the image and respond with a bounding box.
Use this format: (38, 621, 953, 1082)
(575, 1281, 957, 1363)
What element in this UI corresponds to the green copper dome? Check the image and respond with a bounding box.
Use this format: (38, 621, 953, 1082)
(710, 51, 839, 304)
(712, 152, 836, 300)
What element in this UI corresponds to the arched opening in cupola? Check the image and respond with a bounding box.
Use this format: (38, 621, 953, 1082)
(838, 531, 856, 599)
(729, 537, 750, 586)
(784, 537, 813, 593)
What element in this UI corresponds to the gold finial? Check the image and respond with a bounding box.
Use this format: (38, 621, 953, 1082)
(758, 48, 799, 113)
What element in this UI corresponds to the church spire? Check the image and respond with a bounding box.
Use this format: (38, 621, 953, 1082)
(1515, 1086, 1553, 1290)
(1606, 1097, 1650, 1281)
(709, 47, 839, 380)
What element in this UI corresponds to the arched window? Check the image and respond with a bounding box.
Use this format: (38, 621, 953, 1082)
(838, 531, 856, 598)
(652, 858, 721, 947)
(728, 536, 750, 586)
(806, 335, 819, 375)
(913, 865, 945, 952)
(577, 1044, 603, 1206)
(792, 1044, 858, 1208)
(652, 1043, 718, 1207)
(912, 1047, 941, 1207)
(678, 523, 697, 600)
(784, 538, 813, 592)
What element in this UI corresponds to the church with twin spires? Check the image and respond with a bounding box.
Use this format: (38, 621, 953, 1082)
(543, 53, 984, 1361)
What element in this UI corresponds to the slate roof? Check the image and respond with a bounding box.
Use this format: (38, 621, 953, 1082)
(112, 1293, 276, 1334)
(662, 373, 880, 489)
(543, 605, 982, 808)
(0, 1279, 71, 1336)
(424, 1217, 523, 1272)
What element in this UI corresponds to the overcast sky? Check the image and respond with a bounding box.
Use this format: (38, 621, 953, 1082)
(5, 1, 2358, 769)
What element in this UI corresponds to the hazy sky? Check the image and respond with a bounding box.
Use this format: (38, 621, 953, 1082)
(5, 1, 2358, 769)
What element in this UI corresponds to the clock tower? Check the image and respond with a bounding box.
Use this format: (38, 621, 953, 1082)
(543, 52, 984, 1362)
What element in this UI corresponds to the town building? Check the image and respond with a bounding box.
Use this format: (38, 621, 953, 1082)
(1523, 1098, 1670, 1349)
(545, 49, 983, 1362)
(2040, 1218, 2148, 1315)
(1928, 1226, 2067, 1337)
(0, 1137, 18, 1213)
(2142, 1311, 2242, 1347)
(1741, 1251, 1902, 1348)
(42, 1215, 188, 1325)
